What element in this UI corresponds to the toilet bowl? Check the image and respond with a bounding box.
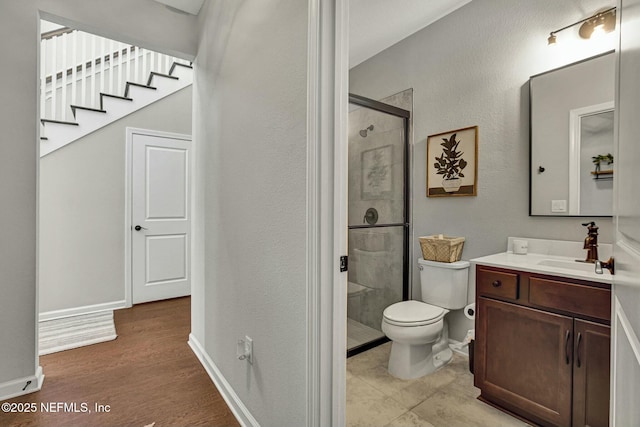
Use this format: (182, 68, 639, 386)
(382, 300, 452, 379)
(381, 259, 469, 379)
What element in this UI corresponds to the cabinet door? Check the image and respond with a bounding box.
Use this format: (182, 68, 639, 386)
(573, 319, 610, 427)
(476, 297, 573, 427)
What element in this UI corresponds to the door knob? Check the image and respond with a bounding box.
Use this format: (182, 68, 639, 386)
(134, 225, 148, 231)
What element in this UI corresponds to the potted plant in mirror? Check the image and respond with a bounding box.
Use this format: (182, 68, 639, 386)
(434, 133, 468, 192)
(592, 153, 613, 173)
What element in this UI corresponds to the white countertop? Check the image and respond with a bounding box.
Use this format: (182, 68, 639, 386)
(471, 251, 612, 284)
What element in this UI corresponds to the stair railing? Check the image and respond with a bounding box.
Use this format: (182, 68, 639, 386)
(41, 27, 190, 122)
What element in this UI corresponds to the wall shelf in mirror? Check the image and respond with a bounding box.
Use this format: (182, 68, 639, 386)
(591, 170, 613, 180)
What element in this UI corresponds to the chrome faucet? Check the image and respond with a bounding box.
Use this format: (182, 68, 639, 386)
(582, 222, 599, 263)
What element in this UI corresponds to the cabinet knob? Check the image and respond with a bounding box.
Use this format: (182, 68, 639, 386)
(492, 280, 502, 287)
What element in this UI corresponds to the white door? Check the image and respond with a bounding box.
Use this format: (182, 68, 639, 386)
(611, 0, 640, 424)
(131, 130, 191, 304)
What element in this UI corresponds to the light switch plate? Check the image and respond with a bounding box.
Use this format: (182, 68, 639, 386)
(551, 200, 567, 213)
(237, 336, 253, 364)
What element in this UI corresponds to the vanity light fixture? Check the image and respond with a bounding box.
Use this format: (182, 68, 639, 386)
(547, 7, 616, 45)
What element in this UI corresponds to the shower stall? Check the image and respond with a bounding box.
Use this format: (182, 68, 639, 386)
(347, 93, 410, 357)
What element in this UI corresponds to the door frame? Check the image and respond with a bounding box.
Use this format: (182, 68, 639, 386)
(124, 127, 193, 308)
(306, 0, 349, 425)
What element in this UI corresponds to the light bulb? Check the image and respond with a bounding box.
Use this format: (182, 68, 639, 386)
(591, 23, 605, 39)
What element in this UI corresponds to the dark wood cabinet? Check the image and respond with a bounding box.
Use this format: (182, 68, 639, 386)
(572, 319, 610, 427)
(474, 266, 611, 427)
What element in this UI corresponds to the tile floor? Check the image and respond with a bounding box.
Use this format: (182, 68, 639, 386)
(346, 343, 532, 427)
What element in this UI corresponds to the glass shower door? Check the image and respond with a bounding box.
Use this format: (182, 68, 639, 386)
(347, 94, 410, 356)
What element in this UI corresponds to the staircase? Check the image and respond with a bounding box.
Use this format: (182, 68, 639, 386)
(40, 24, 193, 157)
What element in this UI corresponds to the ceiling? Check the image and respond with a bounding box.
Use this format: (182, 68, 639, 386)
(153, 0, 206, 15)
(349, 0, 472, 68)
(153, 0, 471, 68)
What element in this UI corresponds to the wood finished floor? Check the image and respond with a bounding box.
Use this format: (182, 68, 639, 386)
(1, 297, 240, 427)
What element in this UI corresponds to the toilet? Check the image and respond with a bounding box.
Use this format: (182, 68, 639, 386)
(381, 258, 469, 379)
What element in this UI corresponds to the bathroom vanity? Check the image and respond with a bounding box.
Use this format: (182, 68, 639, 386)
(472, 241, 612, 427)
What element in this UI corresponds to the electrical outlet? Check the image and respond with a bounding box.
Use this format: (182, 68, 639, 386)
(551, 200, 567, 213)
(237, 336, 253, 364)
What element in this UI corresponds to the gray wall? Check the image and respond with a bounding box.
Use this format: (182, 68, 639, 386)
(350, 0, 616, 341)
(39, 87, 192, 314)
(193, 1, 309, 425)
(0, 0, 195, 389)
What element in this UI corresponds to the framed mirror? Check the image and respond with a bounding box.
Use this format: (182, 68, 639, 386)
(530, 51, 615, 216)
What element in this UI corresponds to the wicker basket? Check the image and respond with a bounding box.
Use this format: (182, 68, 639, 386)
(419, 235, 465, 263)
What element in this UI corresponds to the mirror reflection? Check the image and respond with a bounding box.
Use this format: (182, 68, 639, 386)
(570, 106, 614, 216)
(530, 51, 615, 216)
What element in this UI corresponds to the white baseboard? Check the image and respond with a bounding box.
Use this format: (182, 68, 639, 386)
(188, 333, 259, 427)
(0, 366, 45, 401)
(39, 310, 117, 356)
(39, 300, 126, 322)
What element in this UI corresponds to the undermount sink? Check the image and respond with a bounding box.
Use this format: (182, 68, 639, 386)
(536, 259, 604, 274)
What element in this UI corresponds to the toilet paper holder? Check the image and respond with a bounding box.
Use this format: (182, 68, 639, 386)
(464, 303, 476, 320)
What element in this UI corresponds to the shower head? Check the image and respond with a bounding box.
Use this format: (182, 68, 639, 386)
(359, 124, 374, 138)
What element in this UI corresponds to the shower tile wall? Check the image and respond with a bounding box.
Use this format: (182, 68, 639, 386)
(348, 113, 404, 226)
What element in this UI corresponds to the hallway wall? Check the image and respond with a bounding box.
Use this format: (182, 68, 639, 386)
(193, 1, 310, 425)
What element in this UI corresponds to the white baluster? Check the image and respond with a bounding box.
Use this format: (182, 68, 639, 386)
(163, 54, 170, 75)
(118, 42, 124, 94)
(124, 44, 130, 90)
(51, 35, 57, 120)
(112, 40, 118, 94)
(141, 47, 148, 84)
(99, 37, 105, 96)
(60, 32, 68, 121)
(149, 51, 154, 75)
(108, 39, 114, 94)
(80, 32, 87, 107)
(91, 34, 97, 108)
(70, 31, 78, 112)
(40, 36, 47, 119)
(134, 46, 139, 83)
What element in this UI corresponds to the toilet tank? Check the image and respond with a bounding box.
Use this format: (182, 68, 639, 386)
(418, 258, 469, 309)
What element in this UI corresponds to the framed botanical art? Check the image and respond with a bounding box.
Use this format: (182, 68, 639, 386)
(427, 126, 478, 197)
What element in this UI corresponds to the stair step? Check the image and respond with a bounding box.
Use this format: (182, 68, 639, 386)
(169, 62, 193, 76)
(70, 105, 107, 118)
(147, 71, 179, 86)
(40, 62, 192, 158)
(99, 93, 133, 110)
(124, 82, 157, 98)
(41, 118, 79, 126)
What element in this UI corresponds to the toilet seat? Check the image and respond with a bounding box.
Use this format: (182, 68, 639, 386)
(383, 300, 447, 327)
